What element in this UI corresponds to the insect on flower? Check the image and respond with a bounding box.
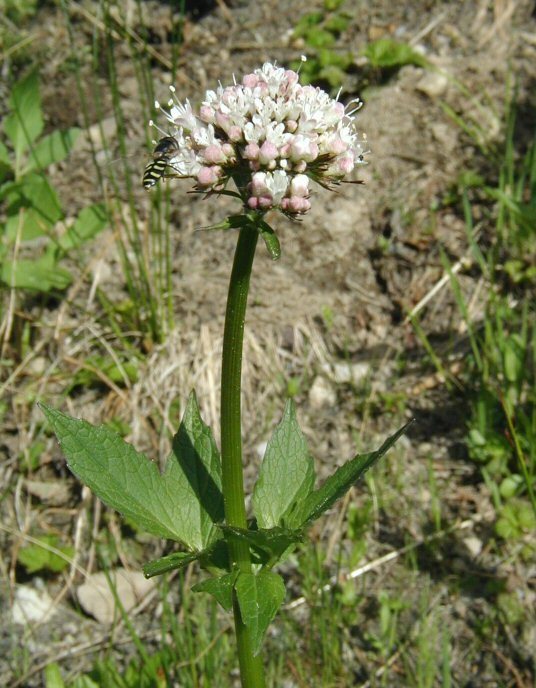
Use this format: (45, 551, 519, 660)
(142, 135, 180, 189)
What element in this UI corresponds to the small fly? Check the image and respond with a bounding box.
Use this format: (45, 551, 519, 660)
(142, 136, 180, 189)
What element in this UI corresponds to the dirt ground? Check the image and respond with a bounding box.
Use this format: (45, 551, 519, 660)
(1, 0, 535, 685)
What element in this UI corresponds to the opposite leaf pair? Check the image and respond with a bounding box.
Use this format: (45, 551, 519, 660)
(41, 394, 411, 654)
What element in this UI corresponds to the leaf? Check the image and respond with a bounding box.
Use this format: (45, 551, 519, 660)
(192, 571, 238, 611)
(4, 173, 62, 241)
(166, 391, 224, 549)
(17, 534, 73, 574)
(220, 524, 303, 566)
(295, 420, 414, 526)
(235, 570, 285, 655)
(143, 550, 201, 578)
(44, 663, 65, 688)
(40, 392, 224, 550)
(363, 39, 428, 69)
(258, 220, 281, 261)
(1, 254, 72, 292)
(253, 400, 315, 529)
(3, 71, 44, 165)
(0, 141, 11, 166)
(23, 127, 81, 173)
(58, 204, 108, 252)
(0, 141, 12, 183)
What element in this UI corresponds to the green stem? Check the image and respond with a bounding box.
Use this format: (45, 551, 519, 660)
(221, 222, 265, 687)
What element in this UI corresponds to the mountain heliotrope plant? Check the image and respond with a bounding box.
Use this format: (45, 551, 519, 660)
(41, 61, 411, 687)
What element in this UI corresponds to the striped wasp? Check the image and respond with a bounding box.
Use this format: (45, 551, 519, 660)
(142, 136, 180, 189)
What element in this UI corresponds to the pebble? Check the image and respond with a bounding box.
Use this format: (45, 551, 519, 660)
(308, 376, 336, 410)
(416, 71, 448, 98)
(76, 568, 156, 625)
(76, 568, 155, 625)
(12, 584, 56, 625)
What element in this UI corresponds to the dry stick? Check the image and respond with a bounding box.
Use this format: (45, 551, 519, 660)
(66, 0, 173, 73)
(402, 254, 473, 326)
(0, 339, 47, 399)
(409, 10, 448, 45)
(285, 516, 480, 611)
(0, 208, 24, 358)
(62, 355, 129, 402)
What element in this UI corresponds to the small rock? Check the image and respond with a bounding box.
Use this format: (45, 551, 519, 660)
(331, 362, 371, 385)
(12, 584, 56, 625)
(462, 535, 483, 558)
(26, 356, 48, 376)
(309, 376, 336, 410)
(416, 72, 448, 98)
(76, 568, 156, 624)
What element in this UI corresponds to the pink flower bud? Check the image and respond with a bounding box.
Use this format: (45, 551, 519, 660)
(228, 125, 243, 142)
(332, 102, 345, 118)
(290, 135, 319, 163)
(279, 143, 291, 158)
(259, 141, 278, 165)
(199, 105, 215, 123)
(197, 166, 220, 186)
(325, 135, 347, 156)
(336, 155, 354, 175)
(247, 196, 259, 209)
(215, 111, 231, 132)
(258, 196, 273, 209)
(203, 144, 226, 164)
(250, 171, 269, 197)
(243, 143, 260, 160)
(242, 74, 259, 88)
(290, 174, 309, 197)
(284, 70, 299, 86)
(286, 120, 298, 133)
(288, 196, 311, 214)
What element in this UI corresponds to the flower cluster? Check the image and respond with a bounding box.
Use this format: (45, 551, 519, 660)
(149, 61, 368, 216)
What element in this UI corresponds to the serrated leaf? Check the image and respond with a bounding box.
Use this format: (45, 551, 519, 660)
(5, 208, 53, 242)
(17, 534, 73, 573)
(143, 550, 200, 578)
(0, 141, 10, 166)
(295, 420, 413, 526)
(44, 663, 65, 688)
(192, 571, 238, 611)
(220, 524, 303, 566)
(58, 204, 108, 252)
(23, 127, 81, 173)
(0, 141, 11, 183)
(363, 39, 428, 69)
(1, 255, 72, 292)
(40, 392, 224, 550)
(4, 71, 44, 165)
(4, 173, 62, 242)
(235, 570, 285, 655)
(253, 400, 315, 529)
(166, 392, 224, 549)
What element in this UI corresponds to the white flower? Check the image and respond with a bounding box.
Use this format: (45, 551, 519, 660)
(147, 62, 368, 216)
